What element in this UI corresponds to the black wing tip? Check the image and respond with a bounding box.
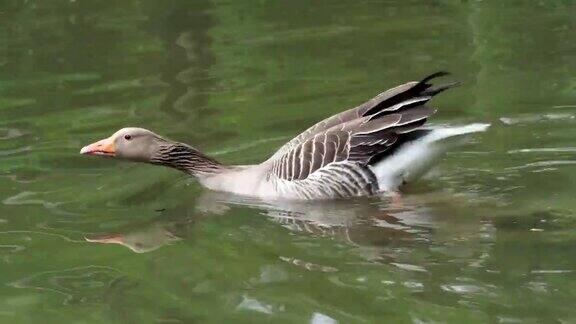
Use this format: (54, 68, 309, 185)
(420, 71, 451, 84)
(360, 71, 457, 118)
(418, 71, 461, 95)
(424, 80, 461, 96)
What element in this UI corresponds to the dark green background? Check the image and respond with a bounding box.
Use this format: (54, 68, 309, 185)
(1, 0, 576, 322)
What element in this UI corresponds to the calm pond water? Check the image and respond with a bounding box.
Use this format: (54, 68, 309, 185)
(1, 0, 576, 323)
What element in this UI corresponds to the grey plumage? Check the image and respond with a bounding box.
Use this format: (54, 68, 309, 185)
(82, 72, 484, 200)
(266, 72, 457, 198)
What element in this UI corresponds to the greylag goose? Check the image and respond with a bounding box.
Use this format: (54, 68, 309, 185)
(80, 72, 489, 200)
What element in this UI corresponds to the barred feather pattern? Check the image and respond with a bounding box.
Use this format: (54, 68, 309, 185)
(269, 161, 379, 199)
(270, 72, 456, 161)
(150, 143, 223, 176)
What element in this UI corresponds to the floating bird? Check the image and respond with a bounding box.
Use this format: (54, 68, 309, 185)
(80, 72, 489, 200)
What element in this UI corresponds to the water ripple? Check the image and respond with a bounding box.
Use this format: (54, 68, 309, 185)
(507, 160, 576, 170)
(500, 113, 575, 125)
(2, 191, 77, 215)
(508, 147, 576, 154)
(390, 262, 427, 273)
(0, 244, 26, 253)
(0, 146, 31, 157)
(0, 128, 25, 140)
(311, 312, 337, 324)
(531, 269, 574, 274)
(1, 174, 37, 184)
(8, 265, 123, 305)
(236, 295, 275, 315)
(3, 191, 58, 208)
(279, 256, 338, 273)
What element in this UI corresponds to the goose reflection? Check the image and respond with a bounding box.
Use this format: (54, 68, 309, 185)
(86, 222, 182, 253)
(85, 189, 493, 262)
(196, 191, 438, 246)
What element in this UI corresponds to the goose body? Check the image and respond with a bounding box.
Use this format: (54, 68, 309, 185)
(81, 72, 489, 200)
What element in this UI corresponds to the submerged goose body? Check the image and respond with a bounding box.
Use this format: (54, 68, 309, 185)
(81, 72, 489, 200)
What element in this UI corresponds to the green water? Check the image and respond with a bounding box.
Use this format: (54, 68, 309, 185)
(1, 0, 576, 322)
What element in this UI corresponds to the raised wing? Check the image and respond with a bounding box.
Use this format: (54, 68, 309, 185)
(269, 105, 434, 181)
(270, 72, 458, 160)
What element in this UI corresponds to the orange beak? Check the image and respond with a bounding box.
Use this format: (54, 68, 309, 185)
(80, 137, 116, 156)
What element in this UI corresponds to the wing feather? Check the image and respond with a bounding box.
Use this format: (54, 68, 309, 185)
(268, 72, 457, 182)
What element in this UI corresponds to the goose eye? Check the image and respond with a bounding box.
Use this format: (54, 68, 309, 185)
(124, 134, 132, 141)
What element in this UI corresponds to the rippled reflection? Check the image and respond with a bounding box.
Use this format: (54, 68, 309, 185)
(86, 189, 496, 267)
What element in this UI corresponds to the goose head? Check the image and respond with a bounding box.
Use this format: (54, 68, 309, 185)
(80, 127, 164, 162)
(80, 127, 223, 175)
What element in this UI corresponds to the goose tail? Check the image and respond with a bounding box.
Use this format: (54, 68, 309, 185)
(371, 123, 490, 191)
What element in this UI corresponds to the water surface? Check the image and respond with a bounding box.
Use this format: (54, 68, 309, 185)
(1, 0, 576, 323)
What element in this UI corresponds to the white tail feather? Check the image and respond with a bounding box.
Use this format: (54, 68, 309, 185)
(371, 123, 490, 191)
